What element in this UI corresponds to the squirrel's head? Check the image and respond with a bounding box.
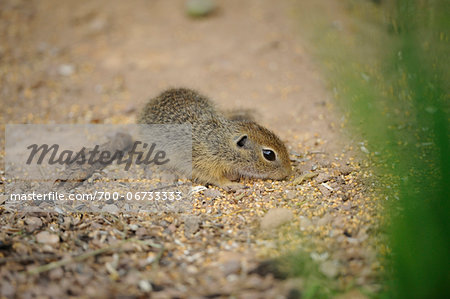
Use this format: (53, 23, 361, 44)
(228, 121, 292, 180)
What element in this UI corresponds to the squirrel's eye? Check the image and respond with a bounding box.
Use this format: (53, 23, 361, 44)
(236, 135, 247, 147)
(262, 149, 276, 161)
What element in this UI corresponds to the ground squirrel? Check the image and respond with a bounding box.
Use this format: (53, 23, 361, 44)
(137, 88, 292, 188)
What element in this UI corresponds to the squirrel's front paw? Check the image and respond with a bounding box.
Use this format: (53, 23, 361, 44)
(216, 181, 246, 192)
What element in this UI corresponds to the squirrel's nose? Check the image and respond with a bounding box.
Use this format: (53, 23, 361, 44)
(282, 165, 292, 178)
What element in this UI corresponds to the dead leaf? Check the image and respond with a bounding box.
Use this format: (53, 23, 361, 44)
(292, 172, 318, 185)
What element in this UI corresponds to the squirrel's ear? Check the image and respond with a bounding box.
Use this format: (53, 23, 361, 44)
(236, 135, 248, 148)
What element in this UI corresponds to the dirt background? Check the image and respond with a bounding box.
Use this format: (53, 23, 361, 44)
(1, 0, 340, 150)
(0, 0, 381, 298)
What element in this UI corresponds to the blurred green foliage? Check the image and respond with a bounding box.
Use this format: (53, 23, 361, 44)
(292, 0, 449, 298)
(383, 1, 449, 298)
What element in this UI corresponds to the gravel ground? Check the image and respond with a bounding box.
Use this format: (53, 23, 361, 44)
(0, 0, 383, 298)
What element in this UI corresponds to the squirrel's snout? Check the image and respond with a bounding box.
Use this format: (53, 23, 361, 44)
(268, 164, 292, 180)
(280, 167, 293, 179)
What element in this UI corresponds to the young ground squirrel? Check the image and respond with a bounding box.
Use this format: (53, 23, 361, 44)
(137, 88, 291, 188)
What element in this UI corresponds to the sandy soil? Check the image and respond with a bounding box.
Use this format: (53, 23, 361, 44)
(0, 0, 381, 298)
(1, 0, 342, 149)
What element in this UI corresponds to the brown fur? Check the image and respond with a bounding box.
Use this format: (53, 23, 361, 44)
(137, 88, 291, 188)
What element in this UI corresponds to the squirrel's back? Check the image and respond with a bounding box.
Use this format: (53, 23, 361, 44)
(137, 88, 219, 125)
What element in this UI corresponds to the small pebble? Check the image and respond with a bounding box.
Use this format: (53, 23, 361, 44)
(320, 260, 339, 278)
(185, 0, 216, 17)
(58, 64, 75, 76)
(36, 231, 59, 244)
(101, 204, 119, 214)
(260, 208, 293, 230)
(138, 280, 152, 292)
